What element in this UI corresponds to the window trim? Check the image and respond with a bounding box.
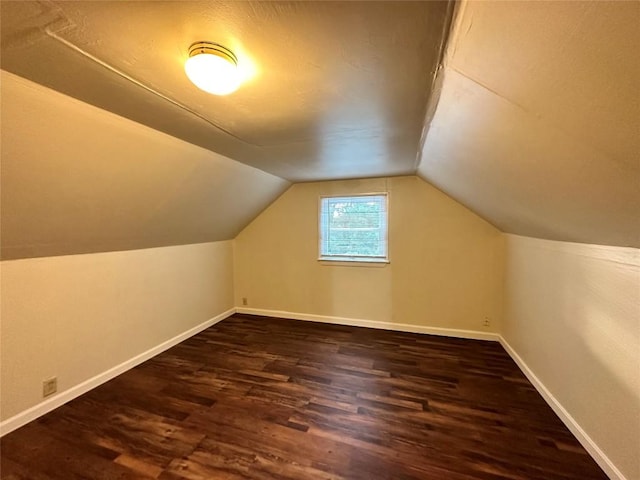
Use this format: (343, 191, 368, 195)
(317, 192, 389, 264)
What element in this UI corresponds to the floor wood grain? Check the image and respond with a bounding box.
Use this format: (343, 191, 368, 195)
(1, 314, 607, 479)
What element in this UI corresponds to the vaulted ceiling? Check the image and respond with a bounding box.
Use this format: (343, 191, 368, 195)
(418, 1, 639, 248)
(1, 0, 638, 259)
(1, 0, 452, 181)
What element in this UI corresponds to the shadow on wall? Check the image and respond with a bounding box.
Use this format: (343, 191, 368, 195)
(503, 237, 640, 480)
(569, 252, 640, 478)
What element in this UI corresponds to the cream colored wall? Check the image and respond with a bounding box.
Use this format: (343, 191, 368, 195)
(503, 235, 640, 480)
(234, 176, 503, 331)
(0, 241, 234, 421)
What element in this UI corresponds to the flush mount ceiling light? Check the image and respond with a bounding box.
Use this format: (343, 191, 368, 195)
(184, 42, 241, 95)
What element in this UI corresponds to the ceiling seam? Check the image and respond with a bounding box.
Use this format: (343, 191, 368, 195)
(413, 0, 460, 174)
(43, 27, 260, 147)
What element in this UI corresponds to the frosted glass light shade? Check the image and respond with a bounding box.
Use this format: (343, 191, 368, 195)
(185, 43, 241, 96)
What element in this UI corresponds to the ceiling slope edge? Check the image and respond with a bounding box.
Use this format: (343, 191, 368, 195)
(415, 0, 500, 233)
(414, 0, 461, 173)
(416, 0, 640, 248)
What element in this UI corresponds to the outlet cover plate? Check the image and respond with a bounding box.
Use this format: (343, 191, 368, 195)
(43, 377, 57, 397)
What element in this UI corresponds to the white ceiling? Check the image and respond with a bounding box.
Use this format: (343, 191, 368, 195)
(1, 0, 638, 254)
(0, 0, 453, 182)
(418, 1, 640, 247)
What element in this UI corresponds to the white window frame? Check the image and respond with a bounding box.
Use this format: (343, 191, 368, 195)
(318, 193, 389, 264)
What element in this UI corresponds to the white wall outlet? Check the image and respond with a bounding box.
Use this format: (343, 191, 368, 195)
(43, 377, 57, 397)
(242, 297, 248, 306)
(483, 317, 491, 328)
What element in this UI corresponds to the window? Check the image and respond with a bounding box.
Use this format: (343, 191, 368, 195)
(319, 194, 388, 262)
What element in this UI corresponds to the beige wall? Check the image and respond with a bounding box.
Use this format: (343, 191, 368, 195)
(503, 235, 640, 480)
(0, 241, 233, 421)
(234, 176, 504, 332)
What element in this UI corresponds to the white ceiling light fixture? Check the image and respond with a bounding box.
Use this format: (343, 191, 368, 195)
(185, 42, 241, 95)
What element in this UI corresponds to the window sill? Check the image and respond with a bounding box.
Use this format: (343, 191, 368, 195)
(318, 257, 389, 267)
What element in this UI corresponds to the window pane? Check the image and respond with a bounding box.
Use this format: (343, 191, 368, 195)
(320, 194, 388, 261)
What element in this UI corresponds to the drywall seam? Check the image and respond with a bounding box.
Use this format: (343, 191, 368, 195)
(235, 307, 499, 341)
(507, 234, 639, 266)
(414, 0, 458, 170)
(442, 0, 469, 64)
(0, 308, 236, 437)
(44, 28, 253, 145)
(499, 335, 626, 480)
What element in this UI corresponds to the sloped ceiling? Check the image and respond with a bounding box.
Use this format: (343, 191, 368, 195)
(1, 0, 452, 260)
(0, 71, 289, 260)
(1, 0, 638, 258)
(1, 0, 452, 182)
(418, 1, 640, 248)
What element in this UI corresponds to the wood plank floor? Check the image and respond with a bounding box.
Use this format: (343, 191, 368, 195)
(1, 314, 607, 479)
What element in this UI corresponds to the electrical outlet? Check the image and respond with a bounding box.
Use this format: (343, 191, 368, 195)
(483, 317, 491, 328)
(242, 297, 248, 306)
(43, 377, 57, 397)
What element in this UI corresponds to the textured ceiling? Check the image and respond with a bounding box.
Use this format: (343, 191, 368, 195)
(1, 0, 453, 182)
(1, 71, 289, 260)
(1, 0, 637, 255)
(418, 1, 640, 248)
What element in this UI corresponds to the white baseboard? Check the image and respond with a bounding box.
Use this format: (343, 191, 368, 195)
(1, 306, 621, 480)
(237, 307, 621, 478)
(235, 307, 500, 341)
(499, 336, 624, 480)
(0, 308, 235, 437)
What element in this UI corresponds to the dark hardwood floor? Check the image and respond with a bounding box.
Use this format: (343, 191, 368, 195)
(1, 314, 607, 479)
